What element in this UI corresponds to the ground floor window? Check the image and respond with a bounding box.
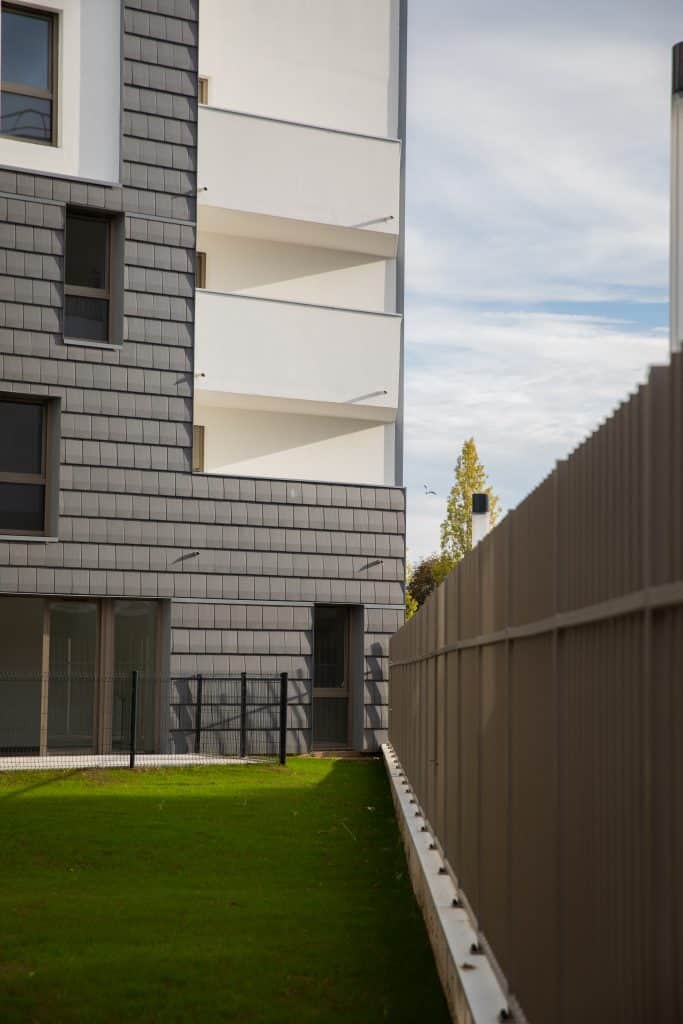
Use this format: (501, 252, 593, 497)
(0, 596, 163, 755)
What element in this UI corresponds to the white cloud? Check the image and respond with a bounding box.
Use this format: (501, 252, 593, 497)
(404, 310, 668, 559)
(403, 1, 680, 560)
(405, 19, 680, 304)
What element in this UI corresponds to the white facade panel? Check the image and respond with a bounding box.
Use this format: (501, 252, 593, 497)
(0, 0, 121, 183)
(198, 0, 400, 138)
(198, 107, 400, 256)
(195, 290, 401, 418)
(194, 0, 405, 488)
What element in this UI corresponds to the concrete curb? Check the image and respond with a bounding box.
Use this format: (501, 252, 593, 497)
(382, 743, 510, 1024)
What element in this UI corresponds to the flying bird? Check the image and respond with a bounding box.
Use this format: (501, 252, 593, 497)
(424, 485, 437, 496)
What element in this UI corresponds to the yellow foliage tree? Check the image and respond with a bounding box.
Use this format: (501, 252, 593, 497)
(440, 437, 501, 565)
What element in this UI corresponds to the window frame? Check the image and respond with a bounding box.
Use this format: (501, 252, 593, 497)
(64, 208, 117, 345)
(0, 3, 58, 147)
(192, 424, 205, 473)
(0, 395, 48, 537)
(198, 76, 208, 105)
(196, 250, 206, 289)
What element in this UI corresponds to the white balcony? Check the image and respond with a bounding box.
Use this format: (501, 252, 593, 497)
(194, 290, 402, 421)
(197, 106, 401, 258)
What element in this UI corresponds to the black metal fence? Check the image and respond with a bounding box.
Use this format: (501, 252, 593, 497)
(168, 673, 288, 764)
(0, 671, 288, 771)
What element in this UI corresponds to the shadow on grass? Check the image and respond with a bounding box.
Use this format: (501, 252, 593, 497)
(0, 769, 83, 802)
(0, 759, 450, 1024)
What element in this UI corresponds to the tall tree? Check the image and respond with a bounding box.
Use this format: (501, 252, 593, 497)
(440, 437, 501, 564)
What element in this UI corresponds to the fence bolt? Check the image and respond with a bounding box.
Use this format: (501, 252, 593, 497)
(129, 670, 138, 769)
(499, 1010, 512, 1022)
(429, 842, 437, 850)
(438, 866, 448, 875)
(470, 942, 483, 955)
(452, 897, 461, 908)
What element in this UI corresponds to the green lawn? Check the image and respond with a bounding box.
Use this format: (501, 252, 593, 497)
(0, 758, 450, 1024)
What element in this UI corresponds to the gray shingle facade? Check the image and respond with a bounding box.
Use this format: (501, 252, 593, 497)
(0, 0, 404, 752)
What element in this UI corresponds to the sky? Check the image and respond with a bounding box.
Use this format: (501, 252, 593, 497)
(404, 0, 682, 560)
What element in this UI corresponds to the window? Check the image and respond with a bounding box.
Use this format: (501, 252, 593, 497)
(64, 209, 123, 344)
(192, 425, 205, 472)
(0, 4, 56, 144)
(198, 76, 208, 105)
(0, 398, 48, 535)
(196, 250, 206, 289)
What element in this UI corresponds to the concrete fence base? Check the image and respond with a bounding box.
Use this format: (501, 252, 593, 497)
(382, 744, 509, 1024)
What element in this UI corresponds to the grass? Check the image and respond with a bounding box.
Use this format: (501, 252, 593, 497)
(0, 758, 450, 1024)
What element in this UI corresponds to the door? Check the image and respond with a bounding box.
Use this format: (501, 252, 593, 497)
(111, 600, 159, 753)
(47, 601, 98, 751)
(0, 595, 44, 753)
(312, 605, 350, 749)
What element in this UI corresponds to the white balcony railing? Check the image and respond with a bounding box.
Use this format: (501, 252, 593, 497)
(195, 290, 402, 420)
(197, 106, 401, 257)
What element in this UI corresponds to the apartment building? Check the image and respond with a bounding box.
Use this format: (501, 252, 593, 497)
(0, 0, 406, 755)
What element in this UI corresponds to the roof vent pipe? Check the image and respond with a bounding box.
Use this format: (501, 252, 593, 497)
(471, 493, 491, 548)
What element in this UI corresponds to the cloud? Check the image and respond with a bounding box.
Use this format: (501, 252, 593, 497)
(404, 310, 668, 559)
(403, 1, 680, 560)
(405, 8, 682, 305)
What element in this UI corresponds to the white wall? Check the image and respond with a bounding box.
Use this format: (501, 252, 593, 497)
(199, 232, 396, 313)
(195, 0, 404, 490)
(0, 0, 120, 183)
(199, 0, 399, 138)
(197, 107, 400, 257)
(195, 290, 401, 416)
(197, 402, 395, 485)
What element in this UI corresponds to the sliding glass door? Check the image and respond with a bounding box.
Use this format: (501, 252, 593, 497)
(47, 602, 98, 751)
(0, 596, 162, 756)
(0, 595, 44, 753)
(111, 601, 159, 754)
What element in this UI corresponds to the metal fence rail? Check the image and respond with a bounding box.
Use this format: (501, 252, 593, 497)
(389, 355, 683, 1023)
(0, 672, 288, 771)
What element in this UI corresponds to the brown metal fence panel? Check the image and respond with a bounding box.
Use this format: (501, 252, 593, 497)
(389, 356, 683, 1022)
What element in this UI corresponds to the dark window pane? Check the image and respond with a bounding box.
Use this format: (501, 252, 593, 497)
(0, 402, 43, 474)
(0, 91, 51, 141)
(65, 215, 108, 290)
(0, 482, 44, 532)
(65, 295, 109, 342)
(314, 607, 347, 688)
(1, 10, 50, 90)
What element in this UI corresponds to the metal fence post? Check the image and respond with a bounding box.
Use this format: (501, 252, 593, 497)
(194, 673, 203, 754)
(240, 671, 248, 759)
(279, 672, 288, 766)
(129, 670, 138, 769)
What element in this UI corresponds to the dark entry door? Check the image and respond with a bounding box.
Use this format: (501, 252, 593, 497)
(313, 605, 350, 748)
